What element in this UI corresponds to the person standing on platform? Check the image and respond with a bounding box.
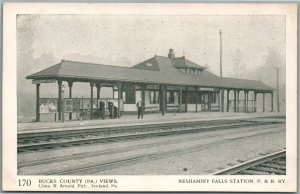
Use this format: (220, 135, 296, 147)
(136, 100, 143, 119)
(99, 101, 105, 120)
(113, 104, 118, 119)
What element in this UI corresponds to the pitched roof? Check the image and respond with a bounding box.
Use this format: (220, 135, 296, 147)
(219, 77, 274, 91)
(130, 57, 160, 71)
(27, 58, 274, 92)
(132, 55, 206, 71)
(29, 62, 63, 77)
(172, 56, 206, 70)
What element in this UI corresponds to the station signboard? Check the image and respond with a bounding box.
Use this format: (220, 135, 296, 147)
(166, 85, 182, 90)
(198, 87, 220, 92)
(146, 85, 159, 90)
(32, 79, 56, 84)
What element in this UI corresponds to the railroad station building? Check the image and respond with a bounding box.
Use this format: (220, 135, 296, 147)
(27, 49, 274, 122)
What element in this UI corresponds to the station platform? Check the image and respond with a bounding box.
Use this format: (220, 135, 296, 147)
(18, 112, 285, 134)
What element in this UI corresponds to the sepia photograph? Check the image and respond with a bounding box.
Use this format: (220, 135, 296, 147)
(2, 3, 297, 192)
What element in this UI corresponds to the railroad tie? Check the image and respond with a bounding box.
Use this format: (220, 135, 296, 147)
(239, 169, 270, 175)
(249, 166, 285, 175)
(260, 163, 286, 170)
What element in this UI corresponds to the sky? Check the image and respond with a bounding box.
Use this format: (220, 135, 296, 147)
(17, 14, 286, 118)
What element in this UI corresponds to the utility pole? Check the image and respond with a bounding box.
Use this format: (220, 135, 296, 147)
(274, 67, 280, 112)
(219, 29, 224, 112)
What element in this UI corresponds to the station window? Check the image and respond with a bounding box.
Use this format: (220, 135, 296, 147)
(150, 91, 159, 104)
(211, 93, 217, 103)
(197, 93, 203, 103)
(202, 93, 208, 103)
(167, 91, 175, 104)
(187, 91, 197, 104)
(122, 84, 136, 104)
(182, 91, 187, 102)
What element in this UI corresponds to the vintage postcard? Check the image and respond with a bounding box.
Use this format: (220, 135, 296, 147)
(2, 3, 297, 192)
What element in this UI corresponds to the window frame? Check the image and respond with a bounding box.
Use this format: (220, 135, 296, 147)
(122, 84, 136, 104)
(149, 90, 159, 104)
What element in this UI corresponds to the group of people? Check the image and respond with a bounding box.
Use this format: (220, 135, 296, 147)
(100, 99, 145, 119)
(77, 100, 145, 120)
(99, 101, 118, 119)
(99, 99, 145, 119)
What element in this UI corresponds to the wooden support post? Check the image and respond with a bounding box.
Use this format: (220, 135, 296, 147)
(237, 90, 240, 112)
(227, 89, 230, 112)
(96, 83, 101, 108)
(271, 92, 274, 112)
(68, 81, 73, 120)
(233, 90, 236, 112)
(58, 80, 62, 121)
(165, 87, 167, 112)
(179, 87, 182, 113)
(195, 87, 198, 112)
(185, 87, 188, 112)
(61, 86, 65, 123)
(244, 90, 247, 113)
(263, 92, 265, 112)
(219, 89, 221, 112)
(141, 84, 145, 116)
(254, 91, 257, 112)
(90, 82, 94, 120)
(160, 85, 166, 115)
(36, 83, 40, 122)
(208, 93, 211, 112)
(219, 89, 224, 112)
(159, 86, 162, 111)
(246, 91, 249, 113)
(117, 82, 122, 118)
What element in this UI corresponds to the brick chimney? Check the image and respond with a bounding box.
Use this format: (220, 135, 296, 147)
(168, 49, 175, 59)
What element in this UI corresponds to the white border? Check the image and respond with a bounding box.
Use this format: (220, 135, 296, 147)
(2, 3, 297, 192)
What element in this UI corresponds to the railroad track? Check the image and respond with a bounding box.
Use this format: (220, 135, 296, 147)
(19, 125, 285, 175)
(19, 123, 284, 169)
(18, 117, 284, 143)
(32, 140, 229, 175)
(18, 119, 253, 143)
(17, 119, 283, 153)
(212, 150, 286, 175)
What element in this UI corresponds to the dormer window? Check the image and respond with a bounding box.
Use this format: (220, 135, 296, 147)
(179, 67, 203, 75)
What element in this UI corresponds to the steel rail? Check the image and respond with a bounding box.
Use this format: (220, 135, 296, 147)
(18, 126, 284, 175)
(212, 150, 286, 175)
(19, 124, 282, 168)
(18, 117, 284, 141)
(45, 139, 239, 175)
(46, 130, 284, 175)
(18, 119, 243, 144)
(18, 121, 282, 153)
